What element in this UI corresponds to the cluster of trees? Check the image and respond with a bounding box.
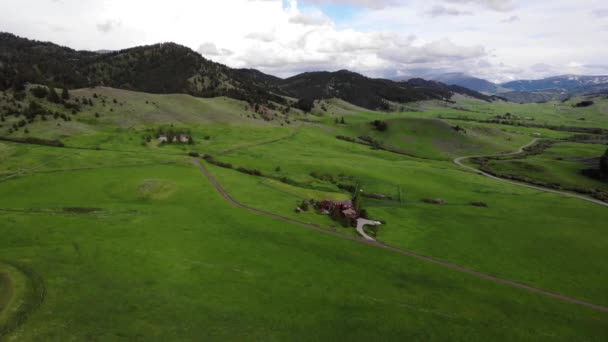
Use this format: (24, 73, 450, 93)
(575, 100, 594, 108)
(0, 136, 64, 147)
(294, 98, 314, 113)
(371, 120, 388, 132)
(601, 148, 608, 181)
(448, 117, 608, 135)
(202, 155, 233, 169)
(236, 167, 263, 177)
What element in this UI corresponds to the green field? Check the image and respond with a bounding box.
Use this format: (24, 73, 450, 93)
(1, 87, 608, 340)
(483, 142, 608, 192)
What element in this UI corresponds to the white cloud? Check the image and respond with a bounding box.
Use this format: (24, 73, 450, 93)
(501, 15, 520, 23)
(96, 19, 121, 33)
(198, 43, 233, 57)
(444, 0, 515, 12)
(0, 0, 607, 82)
(426, 5, 473, 17)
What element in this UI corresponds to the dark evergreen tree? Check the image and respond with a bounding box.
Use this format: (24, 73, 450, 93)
(47, 87, 61, 103)
(61, 87, 70, 100)
(601, 149, 608, 180)
(31, 86, 49, 98)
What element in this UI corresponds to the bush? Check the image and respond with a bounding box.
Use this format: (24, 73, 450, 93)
(422, 198, 445, 205)
(202, 155, 233, 169)
(600, 149, 608, 180)
(575, 100, 594, 108)
(13, 91, 26, 101)
(47, 87, 61, 103)
(294, 98, 314, 113)
(371, 120, 388, 132)
(237, 167, 263, 177)
(30, 86, 48, 98)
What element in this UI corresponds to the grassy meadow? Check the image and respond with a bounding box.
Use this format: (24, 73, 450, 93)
(1, 87, 608, 340)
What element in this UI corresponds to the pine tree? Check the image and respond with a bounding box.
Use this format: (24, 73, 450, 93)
(61, 87, 70, 100)
(47, 87, 61, 103)
(601, 149, 608, 180)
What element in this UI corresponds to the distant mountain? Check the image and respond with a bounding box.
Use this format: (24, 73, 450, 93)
(279, 70, 453, 110)
(431, 73, 501, 94)
(402, 78, 505, 102)
(498, 90, 564, 104)
(0, 32, 502, 110)
(502, 75, 608, 92)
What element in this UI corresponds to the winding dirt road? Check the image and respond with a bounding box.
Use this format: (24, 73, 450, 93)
(192, 160, 608, 313)
(454, 139, 608, 207)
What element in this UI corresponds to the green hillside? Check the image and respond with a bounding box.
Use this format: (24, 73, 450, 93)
(2, 83, 608, 340)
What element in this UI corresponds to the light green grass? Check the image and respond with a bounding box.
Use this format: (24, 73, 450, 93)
(1, 159, 607, 341)
(2, 88, 608, 340)
(485, 142, 608, 191)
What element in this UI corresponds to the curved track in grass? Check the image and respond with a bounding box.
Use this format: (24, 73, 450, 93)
(0, 261, 46, 339)
(192, 159, 608, 313)
(454, 139, 608, 208)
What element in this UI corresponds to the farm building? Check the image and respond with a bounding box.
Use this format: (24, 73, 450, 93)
(319, 200, 359, 221)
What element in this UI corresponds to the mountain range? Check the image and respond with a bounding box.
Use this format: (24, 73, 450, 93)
(0, 32, 503, 111)
(432, 73, 608, 103)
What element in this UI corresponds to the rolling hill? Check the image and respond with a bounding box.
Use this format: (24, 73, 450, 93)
(0, 32, 501, 111)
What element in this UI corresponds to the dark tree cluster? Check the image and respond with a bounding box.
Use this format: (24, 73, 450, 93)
(294, 98, 314, 113)
(574, 100, 594, 108)
(371, 120, 388, 132)
(600, 148, 608, 181)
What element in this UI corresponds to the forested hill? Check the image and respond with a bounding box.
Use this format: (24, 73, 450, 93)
(0, 32, 501, 110)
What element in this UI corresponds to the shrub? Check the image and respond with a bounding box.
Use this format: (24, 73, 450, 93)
(371, 120, 388, 132)
(47, 87, 61, 103)
(237, 167, 263, 177)
(575, 100, 594, 108)
(294, 98, 314, 113)
(422, 198, 445, 205)
(30, 86, 48, 98)
(13, 91, 26, 101)
(600, 149, 608, 180)
(202, 155, 233, 169)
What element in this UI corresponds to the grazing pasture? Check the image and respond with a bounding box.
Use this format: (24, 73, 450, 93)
(1, 87, 608, 340)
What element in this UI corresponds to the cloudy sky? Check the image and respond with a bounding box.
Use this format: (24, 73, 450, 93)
(1, 0, 607, 82)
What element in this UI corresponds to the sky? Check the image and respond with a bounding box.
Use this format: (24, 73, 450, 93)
(1, 0, 607, 83)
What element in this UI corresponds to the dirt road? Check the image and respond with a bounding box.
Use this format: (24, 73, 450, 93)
(454, 139, 608, 207)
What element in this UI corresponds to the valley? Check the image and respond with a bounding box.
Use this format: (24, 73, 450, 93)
(1, 30, 608, 341)
(1, 80, 608, 340)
